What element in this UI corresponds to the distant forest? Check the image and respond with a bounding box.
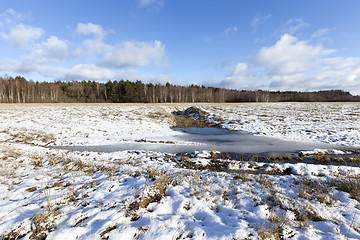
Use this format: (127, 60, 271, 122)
(0, 75, 359, 103)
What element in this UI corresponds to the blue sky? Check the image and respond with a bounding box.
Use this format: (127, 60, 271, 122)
(1, 0, 360, 94)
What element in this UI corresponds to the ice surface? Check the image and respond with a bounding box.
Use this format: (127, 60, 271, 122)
(53, 127, 356, 154)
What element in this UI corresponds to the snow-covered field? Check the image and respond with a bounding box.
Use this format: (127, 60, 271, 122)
(0, 103, 360, 240)
(197, 103, 360, 147)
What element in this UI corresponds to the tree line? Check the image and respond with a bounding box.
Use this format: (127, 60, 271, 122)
(0, 75, 359, 103)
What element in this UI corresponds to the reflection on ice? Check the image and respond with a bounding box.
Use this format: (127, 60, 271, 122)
(50, 127, 357, 155)
(172, 127, 231, 135)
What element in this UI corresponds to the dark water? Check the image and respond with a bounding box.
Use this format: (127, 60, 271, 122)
(49, 127, 357, 155)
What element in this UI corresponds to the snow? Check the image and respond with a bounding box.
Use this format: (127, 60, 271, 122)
(0, 103, 360, 239)
(299, 149, 347, 156)
(200, 103, 360, 147)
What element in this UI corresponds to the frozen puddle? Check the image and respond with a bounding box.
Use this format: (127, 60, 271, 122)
(50, 127, 357, 154)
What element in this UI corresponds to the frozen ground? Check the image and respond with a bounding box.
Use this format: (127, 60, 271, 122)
(0, 103, 360, 240)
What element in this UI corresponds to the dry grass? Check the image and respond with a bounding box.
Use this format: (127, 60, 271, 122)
(43, 185, 59, 231)
(147, 109, 176, 122)
(172, 106, 222, 128)
(257, 223, 284, 240)
(255, 174, 273, 189)
(333, 175, 360, 202)
(234, 169, 250, 182)
(73, 216, 89, 227)
(1, 223, 28, 240)
(9, 131, 55, 145)
(139, 175, 170, 208)
(25, 186, 38, 192)
(99, 225, 118, 240)
(29, 210, 55, 240)
(296, 177, 337, 205)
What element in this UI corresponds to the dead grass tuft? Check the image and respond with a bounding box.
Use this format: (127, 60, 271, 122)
(1, 148, 21, 160)
(147, 109, 176, 122)
(10, 131, 55, 145)
(172, 115, 208, 128)
(99, 225, 118, 240)
(30, 210, 54, 240)
(172, 106, 222, 128)
(139, 175, 170, 208)
(255, 174, 273, 189)
(333, 175, 360, 202)
(145, 168, 163, 181)
(294, 205, 324, 224)
(124, 201, 140, 221)
(73, 216, 89, 227)
(296, 177, 336, 205)
(26, 186, 39, 192)
(1, 220, 29, 240)
(257, 224, 284, 240)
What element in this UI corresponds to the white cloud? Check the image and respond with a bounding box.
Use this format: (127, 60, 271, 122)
(0, 58, 66, 78)
(207, 33, 360, 95)
(0, 58, 173, 84)
(212, 63, 248, 89)
(251, 13, 271, 30)
(0, 12, 170, 84)
(347, 65, 360, 82)
(1, 24, 44, 47)
(73, 23, 111, 57)
(25, 36, 68, 63)
(116, 69, 172, 84)
(138, 0, 164, 8)
(137, 0, 165, 12)
(101, 40, 165, 68)
(76, 23, 106, 38)
(311, 28, 330, 39)
(139, 0, 154, 6)
(63, 66, 172, 84)
(232, 63, 248, 75)
(283, 18, 310, 35)
(250, 34, 360, 94)
(65, 64, 116, 80)
(224, 26, 237, 38)
(252, 34, 334, 75)
(311, 28, 334, 43)
(74, 38, 110, 57)
(0, 8, 23, 29)
(221, 76, 247, 89)
(0, 9, 41, 48)
(0, 35, 68, 77)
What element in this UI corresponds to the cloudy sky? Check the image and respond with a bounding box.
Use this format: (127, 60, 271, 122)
(1, 0, 360, 94)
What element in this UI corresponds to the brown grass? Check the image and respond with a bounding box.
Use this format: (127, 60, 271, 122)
(139, 175, 169, 208)
(30, 210, 54, 240)
(333, 175, 360, 202)
(26, 186, 38, 192)
(99, 225, 118, 240)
